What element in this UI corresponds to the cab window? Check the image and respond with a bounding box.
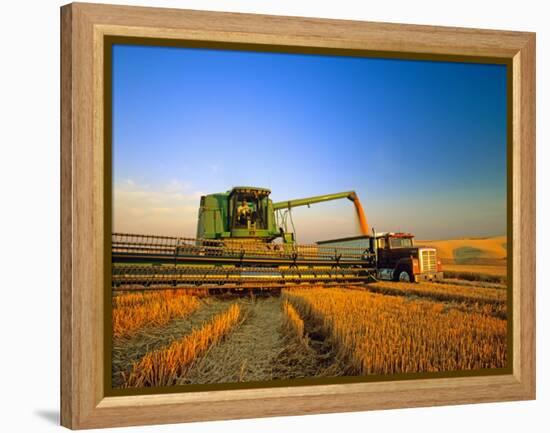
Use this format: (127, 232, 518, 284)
(389, 237, 413, 248)
(231, 193, 267, 229)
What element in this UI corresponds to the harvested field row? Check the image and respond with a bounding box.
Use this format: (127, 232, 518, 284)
(112, 289, 200, 338)
(284, 287, 507, 374)
(111, 297, 234, 387)
(439, 278, 506, 290)
(443, 264, 507, 284)
(365, 283, 507, 320)
(125, 303, 242, 388)
(180, 297, 337, 384)
(114, 296, 342, 387)
(368, 281, 506, 305)
(282, 300, 305, 341)
(113, 288, 208, 308)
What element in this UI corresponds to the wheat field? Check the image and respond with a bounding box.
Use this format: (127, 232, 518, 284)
(112, 274, 508, 387)
(283, 287, 507, 374)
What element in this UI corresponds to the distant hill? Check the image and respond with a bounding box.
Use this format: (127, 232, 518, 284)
(415, 236, 507, 266)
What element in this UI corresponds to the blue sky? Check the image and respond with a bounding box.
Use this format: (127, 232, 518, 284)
(112, 44, 507, 242)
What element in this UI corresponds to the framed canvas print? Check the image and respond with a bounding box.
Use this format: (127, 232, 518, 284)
(60, 2, 536, 429)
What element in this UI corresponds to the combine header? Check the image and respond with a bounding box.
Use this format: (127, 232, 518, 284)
(112, 186, 376, 291)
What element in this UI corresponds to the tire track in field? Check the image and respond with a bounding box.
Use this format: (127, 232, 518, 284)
(179, 296, 345, 385)
(177, 297, 286, 384)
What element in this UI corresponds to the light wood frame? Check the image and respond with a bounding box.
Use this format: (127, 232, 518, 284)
(61, 2, 536, 429)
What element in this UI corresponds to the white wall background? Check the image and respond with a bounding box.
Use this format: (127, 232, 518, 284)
(0, 0, 546, 431)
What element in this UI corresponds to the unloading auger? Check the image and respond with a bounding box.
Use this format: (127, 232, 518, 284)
(112, 186, 376, 291)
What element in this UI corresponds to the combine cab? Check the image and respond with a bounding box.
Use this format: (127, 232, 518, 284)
(195, 186, 369, 245)
(317, 232, 443, 283)
(112, 186, 377, 291)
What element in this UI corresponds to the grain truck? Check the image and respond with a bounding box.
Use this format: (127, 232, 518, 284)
(317, 232, 443, 283)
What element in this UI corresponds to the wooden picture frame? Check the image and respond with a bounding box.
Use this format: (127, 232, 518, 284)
(60, 2, 536, 429)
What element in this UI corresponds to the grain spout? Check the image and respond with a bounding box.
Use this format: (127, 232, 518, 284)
(352, 196, 369, 235)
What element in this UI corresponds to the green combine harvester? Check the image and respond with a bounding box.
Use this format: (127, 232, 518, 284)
(112, 186, 376, 291)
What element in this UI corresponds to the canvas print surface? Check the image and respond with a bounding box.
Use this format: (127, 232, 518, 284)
(110, 44, 508, 391)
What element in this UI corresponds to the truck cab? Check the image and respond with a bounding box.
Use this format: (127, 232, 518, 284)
(375, 232, 443, 282)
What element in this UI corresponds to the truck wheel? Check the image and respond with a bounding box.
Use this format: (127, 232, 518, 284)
(398, 270, 412, 282)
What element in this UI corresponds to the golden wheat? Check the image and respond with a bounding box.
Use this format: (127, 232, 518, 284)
(112, 290, 201, 338)
(284, 287, 507, 374)
(125, 303, 242, 387)
(370, 281, 506, 304)
(282, 300, 305, 340)
(113, 291, 160, 308)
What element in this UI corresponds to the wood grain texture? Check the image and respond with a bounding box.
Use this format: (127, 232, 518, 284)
(60, 4, 73, 429)
(60, 2, 536, 429)
(513, 34, 536, 395)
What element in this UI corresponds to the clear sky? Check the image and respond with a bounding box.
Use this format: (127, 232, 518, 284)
(112, 44, 507, 242)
